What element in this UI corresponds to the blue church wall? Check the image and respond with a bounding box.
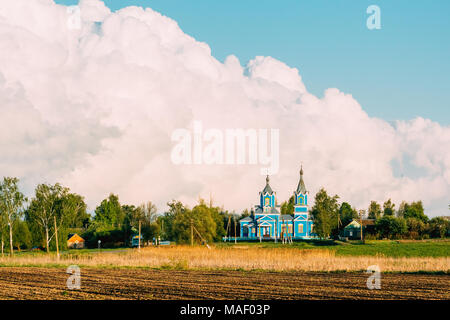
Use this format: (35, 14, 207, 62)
(240, 219, 316, 239)
(239, 221, 315, 239)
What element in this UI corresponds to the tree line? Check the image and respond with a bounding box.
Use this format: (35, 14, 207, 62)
(0, 177, 244, 254)
(1, 176, 448, 255)
(302, 188, 449, 240)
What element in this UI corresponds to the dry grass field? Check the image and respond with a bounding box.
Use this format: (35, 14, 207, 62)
(1, 245, 449, 272)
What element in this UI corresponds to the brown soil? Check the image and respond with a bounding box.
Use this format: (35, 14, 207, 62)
(0, 267, 448, 300)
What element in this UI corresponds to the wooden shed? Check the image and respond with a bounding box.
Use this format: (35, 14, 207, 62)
(341, 219, 375, 240)
(67, 233, 85, 249)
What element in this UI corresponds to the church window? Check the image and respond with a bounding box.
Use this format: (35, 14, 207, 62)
(298, 224, 303, 233)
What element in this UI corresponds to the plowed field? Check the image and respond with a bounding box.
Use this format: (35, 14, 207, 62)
(0, 267, 448, 300)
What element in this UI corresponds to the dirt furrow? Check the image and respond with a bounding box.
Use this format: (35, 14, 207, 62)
(0, 267, 448, 300)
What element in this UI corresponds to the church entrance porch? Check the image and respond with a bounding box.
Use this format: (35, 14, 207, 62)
(242, 226, 249, 238)
(261, 226, 271, 238)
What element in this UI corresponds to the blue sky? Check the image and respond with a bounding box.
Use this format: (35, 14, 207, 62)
(55, 0, 450, 125)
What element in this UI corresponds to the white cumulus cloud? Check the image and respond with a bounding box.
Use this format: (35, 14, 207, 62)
(0, 0, 448, 217)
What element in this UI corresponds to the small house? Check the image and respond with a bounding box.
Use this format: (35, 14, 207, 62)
(131, 235, 143, 248)
(342, 220, 362, 239)
(341, 219, 375, 240)
(67, 233, 85, 249)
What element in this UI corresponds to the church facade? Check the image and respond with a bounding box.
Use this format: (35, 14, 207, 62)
(239, 167, 316, 240)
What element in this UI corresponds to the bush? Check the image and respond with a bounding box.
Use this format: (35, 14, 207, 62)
(406, 218, 426, 239)
(375, 216, 407, 239)
(427, 217, 449, 239)
(364, 234, 377, 240)
(82, 226, 129, 248)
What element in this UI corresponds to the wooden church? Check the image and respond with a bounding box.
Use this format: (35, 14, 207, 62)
(239, 167, 316, 240)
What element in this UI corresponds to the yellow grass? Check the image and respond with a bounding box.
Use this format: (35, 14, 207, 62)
(1, 246, 449, 272)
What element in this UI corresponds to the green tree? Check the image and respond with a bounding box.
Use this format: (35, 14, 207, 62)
(158, 201, 181, 241)
(210, 207, 226, 241)
(310, 188, 340, 239)
(0, 177, 27, 256)
(94, 194, 125, 227)
(130, 201, 158, 242)
(189, 202, 217, 243)
(397, 201, 408, 218)
(406, 217, 426, 239)
(61, 193, 90, 229)
(403, 201, 428, 223)
(161, 200, 187, 242)
(375, 216, 407, 239)
(122, 204, 137, 243)
(26, 183, 67, 252)
(383, 199, 395, 216)
(240, 208, 251, 218)
(222, 211, 240, 238)
(164, 200, 218, 244)
(0, 208, 8, 256)
(280, 195, 295, 215)
(368, 201, 382, 219)
(339, 202, 358, 228)
(13, 220, 32, 251)
(427, 217, 448, 238)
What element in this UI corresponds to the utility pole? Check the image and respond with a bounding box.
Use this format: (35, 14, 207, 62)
(225, 216, 231, 242)
(337, 212, 342, 240)
(359, 210, 364, 243)
(54, 216, 59, 260)
(234, 216, 237, 244)
(138, 220, 141, 250)
(192, 224, 211, 249)
(190, 218, 194, 246)
(209, 192, 213, 208)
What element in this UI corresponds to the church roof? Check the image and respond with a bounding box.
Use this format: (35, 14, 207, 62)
(280, 215, 294, 221)
(261, 175, 274, 195)
(254, 205, 280, 214)
(296, 166, 307, 194)
(240, 216, 252, 222)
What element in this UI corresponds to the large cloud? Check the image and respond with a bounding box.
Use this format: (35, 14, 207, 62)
(0, 0, 448, 216)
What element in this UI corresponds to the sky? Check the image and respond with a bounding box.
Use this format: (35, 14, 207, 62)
(1, 0, 449, 217)
(54, 0, 450, 125)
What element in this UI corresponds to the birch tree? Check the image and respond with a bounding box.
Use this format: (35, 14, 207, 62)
(0, 177, 26, 256)
(139, 201, 157, 224)
(0, 205, 9, 256)
(27, 183, 67, 253)
(130, 202, 158, 242)
(310, 188, 340, 239)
